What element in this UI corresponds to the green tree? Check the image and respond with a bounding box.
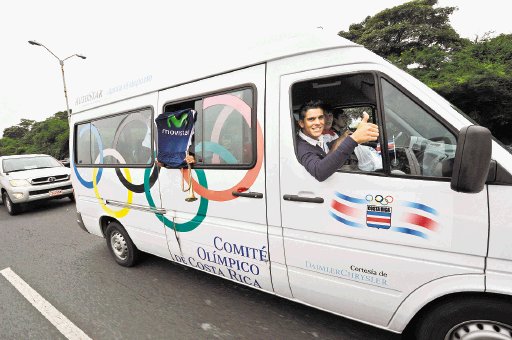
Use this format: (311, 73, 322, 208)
(339, 0, 462, 69)
(0, 111, 69, 158)
(339, 0, 512, 145)
(3, 125, 28, 139)
(433, 35, 512, 144)
(2, 119, 35, 139)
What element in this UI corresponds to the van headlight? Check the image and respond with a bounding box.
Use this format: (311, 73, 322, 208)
(9, 179, 30, 187)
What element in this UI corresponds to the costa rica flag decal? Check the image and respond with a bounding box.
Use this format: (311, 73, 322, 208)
(366, 205, 392, 229)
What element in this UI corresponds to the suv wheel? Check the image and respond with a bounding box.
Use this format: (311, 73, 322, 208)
(2, 192, 19, 215)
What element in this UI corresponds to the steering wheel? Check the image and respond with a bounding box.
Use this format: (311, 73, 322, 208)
(393, 135, 421, 175)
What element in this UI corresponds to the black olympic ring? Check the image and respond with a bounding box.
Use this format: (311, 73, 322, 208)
(366, 194, 394, 205)
(112, 110, 159, 193)
(116, 164, 160, 193)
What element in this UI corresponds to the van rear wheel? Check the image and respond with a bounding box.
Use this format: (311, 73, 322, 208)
(414, 297, 512, 340)
(105, 222, 139, 267)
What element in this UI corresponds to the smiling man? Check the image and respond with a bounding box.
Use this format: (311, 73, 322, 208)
(296, 100, 379, 181)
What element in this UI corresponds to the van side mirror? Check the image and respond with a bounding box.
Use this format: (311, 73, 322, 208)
(451, 125, 492, 193)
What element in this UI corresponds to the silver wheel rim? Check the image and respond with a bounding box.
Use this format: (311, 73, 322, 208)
(446, 320, 512, 340)
(110, 231, 128, 260)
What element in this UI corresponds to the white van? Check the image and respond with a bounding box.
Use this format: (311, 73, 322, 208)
(70, 31, 512, 339)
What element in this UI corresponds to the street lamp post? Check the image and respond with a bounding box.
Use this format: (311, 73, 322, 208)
(28, 40, 86, 118)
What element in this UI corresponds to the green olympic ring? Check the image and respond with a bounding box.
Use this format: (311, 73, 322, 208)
(144, 167, 209, 232)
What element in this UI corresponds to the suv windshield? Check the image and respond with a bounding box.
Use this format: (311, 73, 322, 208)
(2, 156, 62, 173)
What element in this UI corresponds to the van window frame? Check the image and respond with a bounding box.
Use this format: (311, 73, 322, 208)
(161, 84, 258, 170)
(289, 71, 388, 178)
(73, 106, 155, 169)
(377, 73, 458, 182)
(288, 70, 461, 182)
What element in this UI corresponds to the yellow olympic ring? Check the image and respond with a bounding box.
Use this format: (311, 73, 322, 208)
(92, 149, 133, 218)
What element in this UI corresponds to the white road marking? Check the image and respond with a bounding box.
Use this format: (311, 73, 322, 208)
(0, 267, 91, 340)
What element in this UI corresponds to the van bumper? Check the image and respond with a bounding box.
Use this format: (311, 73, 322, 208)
(76, 211, 88, 233)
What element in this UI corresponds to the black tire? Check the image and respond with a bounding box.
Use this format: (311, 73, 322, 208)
(68, 194, 75, 202)
(105, 221, 140, 267)
(3, 192, 19, 216)
(415, 296, 512, 340)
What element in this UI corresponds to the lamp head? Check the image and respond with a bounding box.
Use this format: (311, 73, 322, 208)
(76, 54, 86, 60)
(28, 40, 42, 46)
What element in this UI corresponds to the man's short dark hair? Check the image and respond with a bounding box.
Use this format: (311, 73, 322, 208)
(299, 100, 325, 120)
(333, 107, 345, 119)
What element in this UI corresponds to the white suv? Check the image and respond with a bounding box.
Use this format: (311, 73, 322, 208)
(0, 154, 73, 215)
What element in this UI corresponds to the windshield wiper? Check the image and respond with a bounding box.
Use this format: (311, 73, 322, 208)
(5, 169, 27, 174)
(6, 166, 56, 174)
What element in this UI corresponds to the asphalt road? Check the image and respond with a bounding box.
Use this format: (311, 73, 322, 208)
(0, 199, 403, 340)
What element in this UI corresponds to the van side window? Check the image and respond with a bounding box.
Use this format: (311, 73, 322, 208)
(76, 124, 92, 165)
(91, 115, 125, 164)
(74, 107, 153, 167)
(164, 87, 256, 168)
(381, 79, 457, 178)
(114, 110, 153, 164)
(291, 73, 384, 174)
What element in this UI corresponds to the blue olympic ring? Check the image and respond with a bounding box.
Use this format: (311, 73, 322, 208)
(73, 124, 104, 188)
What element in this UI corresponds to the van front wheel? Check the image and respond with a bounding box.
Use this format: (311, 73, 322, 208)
(105, 222, 139, 267)
(414, 297, 512, 340)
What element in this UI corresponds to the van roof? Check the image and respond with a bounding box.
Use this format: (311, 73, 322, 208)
(72, 30, 359, 114)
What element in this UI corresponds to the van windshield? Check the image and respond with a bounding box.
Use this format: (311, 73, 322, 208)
(2, 156, 62, 173)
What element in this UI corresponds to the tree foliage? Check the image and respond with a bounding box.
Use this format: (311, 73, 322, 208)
(339, 0, 512, 145)
(340, 0, 462, 66)
(0, 111, 69, 159)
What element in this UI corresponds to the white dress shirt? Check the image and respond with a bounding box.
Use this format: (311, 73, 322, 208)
(299, 130, 330, 153)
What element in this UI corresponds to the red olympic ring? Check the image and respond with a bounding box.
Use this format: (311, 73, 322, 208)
(182, 94, 263, 202)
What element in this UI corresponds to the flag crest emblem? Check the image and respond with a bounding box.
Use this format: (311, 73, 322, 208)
(366, 205, 392, 229)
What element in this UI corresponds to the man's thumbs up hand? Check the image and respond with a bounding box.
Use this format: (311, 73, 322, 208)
(361, 112, 370, 123)
(350, 112, 379, 144)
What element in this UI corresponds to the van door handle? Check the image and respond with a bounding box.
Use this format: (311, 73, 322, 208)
(232, 191, 263, 199)
(283, 195, 324, 204)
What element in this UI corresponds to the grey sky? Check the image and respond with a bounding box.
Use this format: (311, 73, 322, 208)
(1, 0, 510, 138)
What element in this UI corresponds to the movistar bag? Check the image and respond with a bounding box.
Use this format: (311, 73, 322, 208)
(155, 108, 196, 168)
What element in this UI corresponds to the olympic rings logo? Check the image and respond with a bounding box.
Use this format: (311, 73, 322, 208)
(73, 93, 263, 231)
(365, 194, 394, 205)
